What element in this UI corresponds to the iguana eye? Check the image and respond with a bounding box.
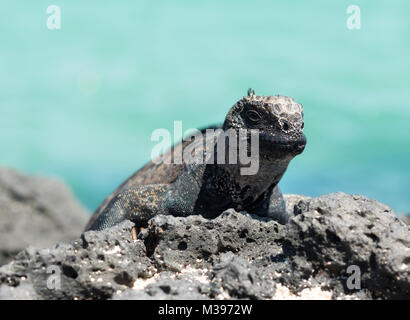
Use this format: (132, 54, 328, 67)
(246, 110, 261, 123)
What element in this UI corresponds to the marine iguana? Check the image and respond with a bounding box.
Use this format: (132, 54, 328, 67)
(85, 89, 306, 231)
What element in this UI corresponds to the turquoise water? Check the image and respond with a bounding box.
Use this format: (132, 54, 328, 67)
(0, 1, 409, 214)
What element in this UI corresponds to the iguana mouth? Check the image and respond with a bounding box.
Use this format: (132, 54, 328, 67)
(259, 133, 306, 155)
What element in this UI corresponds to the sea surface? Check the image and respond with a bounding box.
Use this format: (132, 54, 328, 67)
(0, 1, 409, 214)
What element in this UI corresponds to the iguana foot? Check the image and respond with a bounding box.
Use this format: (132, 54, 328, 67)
(86, 184, 170, 231)
(248, 185, 289, 224)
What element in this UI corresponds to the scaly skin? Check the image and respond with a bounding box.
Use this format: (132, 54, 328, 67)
(85, 89, 306, 231)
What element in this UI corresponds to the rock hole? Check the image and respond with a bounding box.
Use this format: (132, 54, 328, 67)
(365, 233, 380, 243)
(62, 265, 78, 279)
(177, 241, 188, 251)
(369, 252, 377, 270)
(325, 229, 341, 245)
(238, 229, 248, 238)
(113, 271, 134, 287)
(159, 285, 171, 294)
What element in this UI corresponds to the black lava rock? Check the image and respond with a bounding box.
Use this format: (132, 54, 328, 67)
(0, 191, 408, 300)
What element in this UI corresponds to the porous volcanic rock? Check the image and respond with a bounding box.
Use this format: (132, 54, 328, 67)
(282, 192, 410, 299)
(0, 191, 408, 300)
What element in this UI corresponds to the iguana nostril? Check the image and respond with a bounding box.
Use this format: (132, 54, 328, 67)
(282, 122, 289, 131)
(301, 122, 304, 129)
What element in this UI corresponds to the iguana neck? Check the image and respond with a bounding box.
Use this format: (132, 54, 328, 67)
(206, 150, 291, 210)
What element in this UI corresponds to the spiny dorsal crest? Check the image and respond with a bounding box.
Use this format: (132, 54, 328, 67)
(242, 89, 303, 117)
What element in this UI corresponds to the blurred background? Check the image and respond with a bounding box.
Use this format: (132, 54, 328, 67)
(0, 1, 409, 215)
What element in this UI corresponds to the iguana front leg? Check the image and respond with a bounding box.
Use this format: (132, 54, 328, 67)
(87, 184, 183, 231)
(248, 185, 289, 224)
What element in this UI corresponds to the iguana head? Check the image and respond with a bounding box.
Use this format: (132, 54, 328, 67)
(223, 89, 306, 158)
